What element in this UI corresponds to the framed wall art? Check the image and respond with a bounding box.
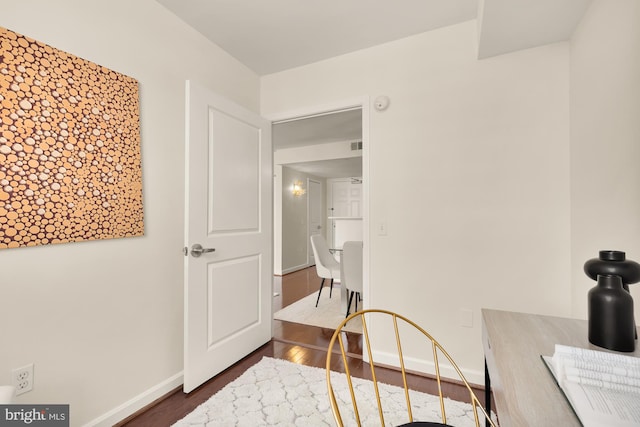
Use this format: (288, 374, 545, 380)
(0, 26, 143, 249)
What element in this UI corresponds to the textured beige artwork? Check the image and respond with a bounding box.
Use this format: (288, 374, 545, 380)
(0, 27, 143, 249)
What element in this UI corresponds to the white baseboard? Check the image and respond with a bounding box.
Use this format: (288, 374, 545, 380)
(82, 372, 183, 427)
(371, 350, 484, 387)
(282, 263, 311, 275)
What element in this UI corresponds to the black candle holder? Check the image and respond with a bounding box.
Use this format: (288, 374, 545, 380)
(584, 250, 638, 352)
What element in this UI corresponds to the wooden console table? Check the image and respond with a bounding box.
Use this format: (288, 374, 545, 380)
(482, 309, 640, 426)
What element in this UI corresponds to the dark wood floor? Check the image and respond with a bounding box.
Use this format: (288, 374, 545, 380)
(118, 267, 487, 426)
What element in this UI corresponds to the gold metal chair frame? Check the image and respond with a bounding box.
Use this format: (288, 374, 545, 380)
(326, 309, 497, 427)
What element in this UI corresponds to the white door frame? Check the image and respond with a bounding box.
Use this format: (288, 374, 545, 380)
(268, 96, 370, 304)
(273, 164, 283, 275)
(307, 178, 322, 265)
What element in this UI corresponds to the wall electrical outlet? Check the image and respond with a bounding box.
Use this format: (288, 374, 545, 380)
(12, 363, 34, 396)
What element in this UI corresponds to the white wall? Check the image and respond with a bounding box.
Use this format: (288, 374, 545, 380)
(262, 20, 571, 378)
(0, 1, 259, 425)
(274, 140, 357, 274)
(280, 166, 324, 273)
(570, 0, 640, 320)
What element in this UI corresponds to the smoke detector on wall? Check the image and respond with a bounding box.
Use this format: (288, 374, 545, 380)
(374, 95, 390, 111)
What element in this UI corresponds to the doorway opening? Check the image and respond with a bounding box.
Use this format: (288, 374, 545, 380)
(270, 97, 370, 328)
(273, 107, 364, 275)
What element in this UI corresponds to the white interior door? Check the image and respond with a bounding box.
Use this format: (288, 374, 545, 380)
(183, 80, 272, 393)
(308, 179, 322, 265)
(330, 180, 350, 217)
(328, 178, 362, 248)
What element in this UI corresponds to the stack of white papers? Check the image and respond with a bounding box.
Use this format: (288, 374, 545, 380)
(543, 344, 640, 427)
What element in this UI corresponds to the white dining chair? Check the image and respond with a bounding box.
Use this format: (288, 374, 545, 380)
(340, 240, 363, 317)
(310, 234, 341, 307)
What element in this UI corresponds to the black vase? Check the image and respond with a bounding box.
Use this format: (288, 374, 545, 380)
(588, 274, 635, 352)
(584, 250, 640, 291)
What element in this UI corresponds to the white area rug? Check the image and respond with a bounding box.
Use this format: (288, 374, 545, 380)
(173, 357, 485, 426)
(274, 287, 362, 333)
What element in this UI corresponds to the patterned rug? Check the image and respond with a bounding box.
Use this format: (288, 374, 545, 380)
(273, 288, 362, 333)
(173, 357, 485, 426)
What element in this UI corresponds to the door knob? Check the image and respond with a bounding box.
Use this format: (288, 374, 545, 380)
(190, 243, 215, 258)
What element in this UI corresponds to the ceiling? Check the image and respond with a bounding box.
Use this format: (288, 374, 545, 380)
(273, 109, 363, 178)
(477, 0, 592, 58)
(155, 0, 478, 75)
(272, 109, 362, 150)
(155, 0, 592, 178)
(155, 0, 592, 76)
(286, 157, 362, 179)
